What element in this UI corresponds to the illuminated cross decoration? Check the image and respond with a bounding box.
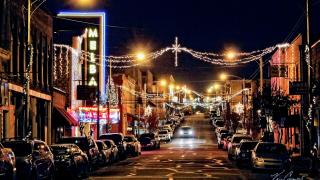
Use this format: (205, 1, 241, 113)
(172, 37, 181, 67)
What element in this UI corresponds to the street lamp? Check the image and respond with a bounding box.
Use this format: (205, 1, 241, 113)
(136, 52, 146, 62)
(160, 79, 167, 87)
(225, 50, 237, 60)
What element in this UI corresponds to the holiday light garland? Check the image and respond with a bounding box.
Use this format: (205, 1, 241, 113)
(54, 38, 290, 69)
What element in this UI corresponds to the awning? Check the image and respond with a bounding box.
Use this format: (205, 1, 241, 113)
(53, 107, 78, 126)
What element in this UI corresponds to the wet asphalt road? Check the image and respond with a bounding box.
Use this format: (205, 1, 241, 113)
(89, 114, 271, 180)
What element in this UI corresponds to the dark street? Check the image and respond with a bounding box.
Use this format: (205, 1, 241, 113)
(90, 114, 270, 180)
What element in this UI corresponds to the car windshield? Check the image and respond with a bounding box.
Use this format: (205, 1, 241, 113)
(51, 146, 71, 155)
(240, 142, 258, 150)
(221, 133, 232, 139)
(159, 131, 168, 134)
(59, 138, 88, 151)
(215, 121, 224, 127)
(220, 130, 229, 134)
(139, 137, 151, 143)
(181, 127, 191, 131)
(124, 136, 134, 142)
(140, 133, 154, 139)
(256, 143, 288, 155)
(232, 136, 252, 143)
(2, 142, 32, 156)
(100, 134, 123, 144)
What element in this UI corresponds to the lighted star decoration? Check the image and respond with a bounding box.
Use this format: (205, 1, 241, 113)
(172, 37, 181, 67)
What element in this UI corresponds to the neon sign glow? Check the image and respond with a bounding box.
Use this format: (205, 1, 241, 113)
(57, 11, 107, 100)
(78, 107, 119, 124)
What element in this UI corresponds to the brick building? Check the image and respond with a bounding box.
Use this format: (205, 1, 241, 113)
(0, 0, 53, 143)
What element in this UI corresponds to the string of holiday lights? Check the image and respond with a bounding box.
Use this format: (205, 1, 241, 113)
(54, 40, 289, 69)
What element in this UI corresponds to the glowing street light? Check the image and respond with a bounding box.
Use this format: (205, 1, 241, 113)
(213, 83, 220, 90)
(176, 85, 181, 90)
(207, 88, 213, 93)
(160, 79, 167, 86)
(225, 50, 236, 60)
(136, 52, 146, 61)
(220, 73, 227, 81)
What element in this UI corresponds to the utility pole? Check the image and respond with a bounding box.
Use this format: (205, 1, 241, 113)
(300, 0, 311, 156)
(107, 51, 112, 133)
(306, 0, 313, 154)
(259, 58, 263, 96)
(26, 0, 33, 137)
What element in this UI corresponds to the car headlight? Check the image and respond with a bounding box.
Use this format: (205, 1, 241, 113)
(256, 157, 264, 162)
(188, 130, 193, 135)
(179, 130, 183, 135)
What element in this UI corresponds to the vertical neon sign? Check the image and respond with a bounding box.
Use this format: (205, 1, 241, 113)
(87, 27, 99, 86)
(57, 11, 107, 100)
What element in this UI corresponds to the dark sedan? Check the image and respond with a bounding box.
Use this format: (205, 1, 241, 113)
(139, 137, 154, 150)
(0, 143, 15, 180)
(99, 133, 127, 160)
(124, 135, 141, 157)
(2, 139, 55, 180)
(235, 141, 258, 166)
(50, 143, 89, 178)
(59, 136, 100, 169)
(138, 133, 160, 150)
(95, 140, 112, 166)
(101, 139, 119, 163)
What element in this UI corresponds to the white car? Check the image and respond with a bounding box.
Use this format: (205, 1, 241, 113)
(162, 127, 173, 138)
(158, 130, 171, 141)
(178, 126, 194, 137)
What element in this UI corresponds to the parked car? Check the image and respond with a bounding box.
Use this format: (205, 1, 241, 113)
(139, 133, 160, 150)
(99, 133, 127, 160)
(50, 143, 89, 178)
(139, 137, 154, 150)
(2, 139, 55, 180)
(235, 141, 258, 165)
(211, 116, 223, 126)
(95, 140, 112, 166)
(59, 136, 100, 168)
(158, 130, 171, 142)
(251, 142, 291, 170)
(124, 135, 141, 157)
(228, 134, 253, 160)
(161, 125, 174, 138)
(101, 139, 119, 163)
(178, 126, 195, 138)
(165, 121, 175, 130)
(217, 132, 232, 149)
(0, 143, 16, 180)
(213, 120, 225, 132)
(223, 136, 232, 150)
(216, 128, 229, 138)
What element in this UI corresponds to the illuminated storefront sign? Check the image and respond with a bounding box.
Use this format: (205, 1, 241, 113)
(87, 27, 99, 86)
(57, 11, 107, 100)
(78, 107, 119, 124)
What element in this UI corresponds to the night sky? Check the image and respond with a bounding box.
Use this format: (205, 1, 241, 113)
(45, 0, 320, 92)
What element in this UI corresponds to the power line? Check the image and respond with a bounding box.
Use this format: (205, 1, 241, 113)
(54, 16, 144, 30)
